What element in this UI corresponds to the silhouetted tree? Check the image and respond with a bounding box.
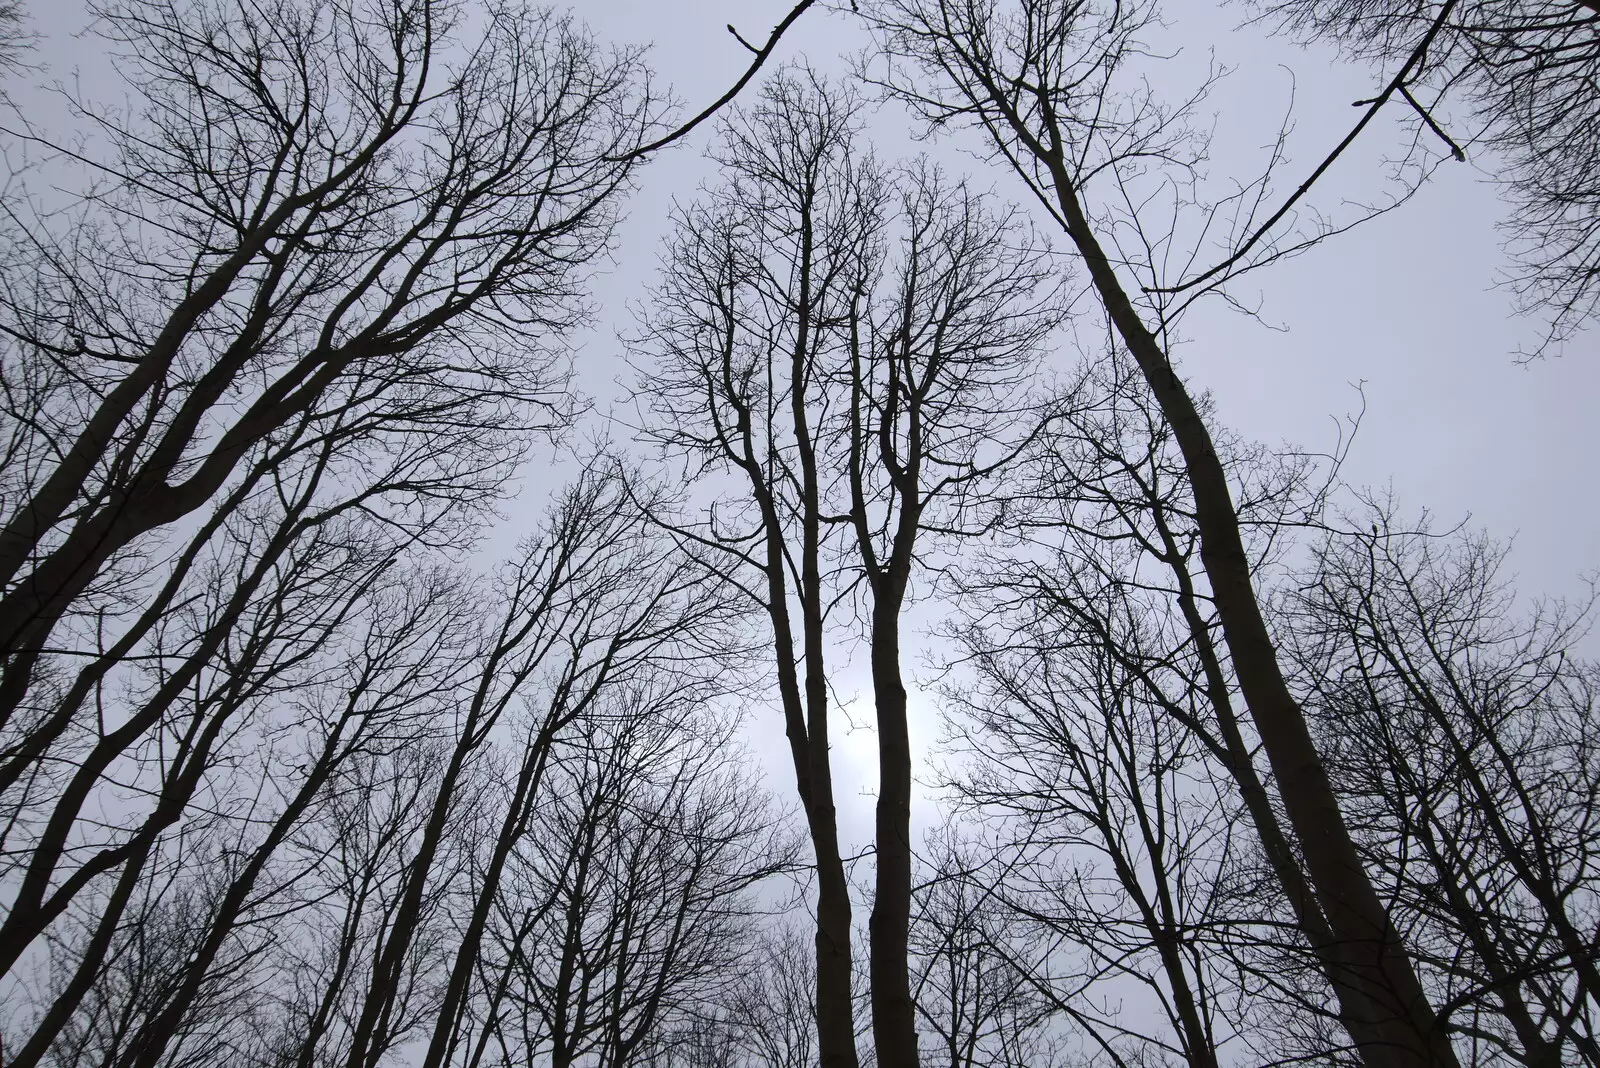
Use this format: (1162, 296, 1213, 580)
(910, 830, 1067, 1068)
(1260, 0, 1600, 350)
(482, 699, 794, 1068)
(0, 0, 652, 1044)
(631, 68, 1063, 1067)
(628, 69, 880, 1068)
(1284, 506, 1600, 1066)
(0, 0, 26, 74)
(858, 2, 1462, 1062)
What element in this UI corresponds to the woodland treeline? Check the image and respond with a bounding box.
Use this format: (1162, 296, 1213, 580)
(0, 1, 1595, 1066)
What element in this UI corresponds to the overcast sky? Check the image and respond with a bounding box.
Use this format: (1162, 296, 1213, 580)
(11, 0, 1598, 852)
(582, 0, 1596, 594)
(578, 0, 1600, 844)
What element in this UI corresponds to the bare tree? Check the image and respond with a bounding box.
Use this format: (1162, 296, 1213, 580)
(838, 159, 1063, 1068)
(943, 487, 1261, 1068)
(407, 470, 749, 1068)
(628, 68, 880, 1068)
(725, 922, 827, 1068)
(97, 567, 477, 1068)
(15, 1, 1589, 1066)
(0, 0, 858, 1061)
(910, 830, 1067, 1068)
(0, 462, 769, 1068)
(1258, 0, 1600, 351)
(10, 557, 471, 1068)
(485, 700, 795, 1068)
(0, 500, 445, 1068)
(959, 343, 1600, 1065)
(945, 348, 1382, 1059)
(0, 0, 650, 675)
(1283, 506, 1600, 1067)
(857, 3, 1463, 1063)
(0, 0, 655, 1033)
(0, 0, 26, 75)
(630, 68, 1064, 1067)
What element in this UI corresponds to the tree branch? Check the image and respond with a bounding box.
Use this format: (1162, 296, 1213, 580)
(612, 0, 818, 161)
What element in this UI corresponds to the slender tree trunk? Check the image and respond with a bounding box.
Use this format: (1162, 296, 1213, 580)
(117, 713, 359, 1068)
(1041, 159, 1459, 1068)
(757, 499, 859, 1068)
(416, 721, 559, 1068)
(868, 574, 920, 1068)
(810, 702, 861, 1068)
(787, 206, 863, 1068)
(1114, 758, 1222, 1068)
(343, 705, 487, 1068)
(1400, 660, 1600, 1026)
(1414, 809, 1563, 1068)
(1153, 509, 1411, 1055)
(1149, 922, 1221, 1068)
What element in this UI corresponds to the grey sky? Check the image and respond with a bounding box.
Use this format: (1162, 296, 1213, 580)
(582, 0, 1597, 602)
(578, 0, 1600, 847)
(9, 0, 1597, 866)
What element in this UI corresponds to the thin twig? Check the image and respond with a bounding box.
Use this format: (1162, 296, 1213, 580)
(1399, 83, 1465, 161)
(610, 0, 818, 162)
(1145, 0, 1460, 296)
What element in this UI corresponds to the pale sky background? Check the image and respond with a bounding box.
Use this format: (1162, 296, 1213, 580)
(9, 0, 1598, 862)
(576, 0, 1600, 851)
(579, 0, 1597, 601)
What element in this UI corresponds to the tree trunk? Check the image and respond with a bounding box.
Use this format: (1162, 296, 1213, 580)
(759, 494, 859, 1068)
(1155, 510, 1416, 1057)
(1043, 159, 1459, 1068)
(868, 582, 920, 1068)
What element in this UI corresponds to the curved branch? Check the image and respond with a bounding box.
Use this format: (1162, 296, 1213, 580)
(612, 0, 818, 161)
(1146, 0, 1460, 296)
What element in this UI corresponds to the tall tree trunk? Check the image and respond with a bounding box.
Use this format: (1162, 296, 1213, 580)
(1040, 157, 1459, 1068)
(868, 586, 920, 1068)
(789, 201, 863, 1068)
(802, 598, 860, 1068)
(1153, 507, 1413, 1056)
(756, 480, 859, 1068)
